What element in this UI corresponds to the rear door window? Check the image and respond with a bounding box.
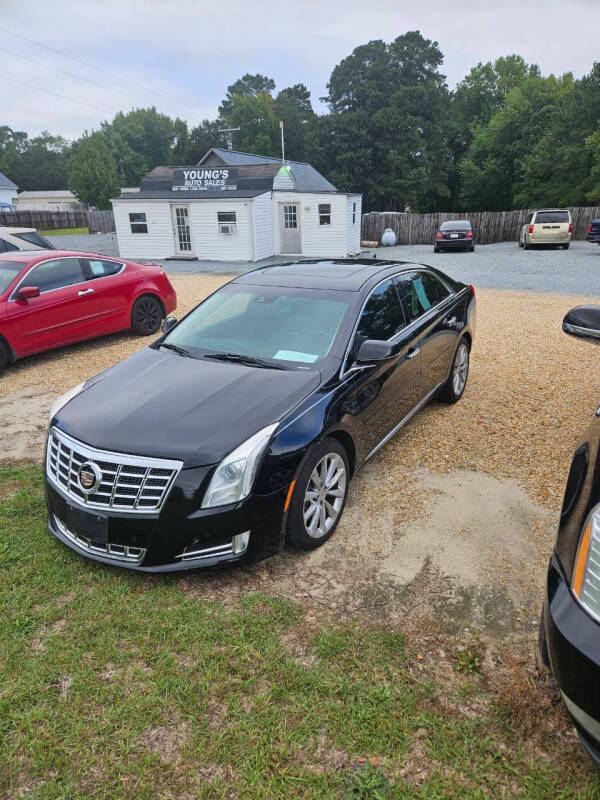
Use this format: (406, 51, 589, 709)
(0, 238, 19, 252)
(12, 231, 56, 249)
(84, 258, 124, 279)
(395, 272, 451, 322)
(355, 278, 406, 342)
(18, 258, 86, 294)
(534, 211, 569, 224)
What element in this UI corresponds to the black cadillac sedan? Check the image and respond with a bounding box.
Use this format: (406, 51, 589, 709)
(540, 304, 600, 763)
(434, 220, 475, 253)
(45, 259, 476, 572)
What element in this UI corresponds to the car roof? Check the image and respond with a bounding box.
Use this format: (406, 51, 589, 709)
(0, 227, 37, 235)
(233, 258, 455, 292)
(0, 249, 124, 263)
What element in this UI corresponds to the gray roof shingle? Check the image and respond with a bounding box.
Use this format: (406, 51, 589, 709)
(0, 172, 17, 190)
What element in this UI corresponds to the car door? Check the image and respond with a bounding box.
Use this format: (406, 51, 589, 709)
(342, 277, 422, 458)
(395, 271, 460, 395)
(7, 257, 101, 355)
(81, 257, 129, 332)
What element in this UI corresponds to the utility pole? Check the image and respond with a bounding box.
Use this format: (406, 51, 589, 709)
(280, 120, 285, 163)
(218, 127, 240, 150)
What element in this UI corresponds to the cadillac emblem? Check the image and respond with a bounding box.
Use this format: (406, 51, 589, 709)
(78, 461, 102, 495)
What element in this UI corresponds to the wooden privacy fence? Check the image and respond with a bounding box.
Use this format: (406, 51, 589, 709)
(0, 209, 89, 230)
(88, 209, 115, 234)
(362, 207, 600, 245)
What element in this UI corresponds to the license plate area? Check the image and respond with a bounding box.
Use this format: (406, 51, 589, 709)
(66, 505, 108, 544)
(450, 233, 459, 238)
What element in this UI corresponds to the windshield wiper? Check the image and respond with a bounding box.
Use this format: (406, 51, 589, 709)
(159, 343, 193, 358)
(203, 352, 287, 370)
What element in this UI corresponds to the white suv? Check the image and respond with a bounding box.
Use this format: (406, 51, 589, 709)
(519, 209, 572, 250)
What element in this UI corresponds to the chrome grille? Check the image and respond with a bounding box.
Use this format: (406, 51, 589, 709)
(54, 515, 146, 564)
(47, 427, 182, 514)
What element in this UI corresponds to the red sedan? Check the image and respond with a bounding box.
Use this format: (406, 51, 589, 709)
(0, 250, 177, 373)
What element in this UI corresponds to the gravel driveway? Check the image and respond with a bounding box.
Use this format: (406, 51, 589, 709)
(51, 233, 600, 295)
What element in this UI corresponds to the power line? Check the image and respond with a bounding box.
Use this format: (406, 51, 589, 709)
(0, 74, 112, 114)
(0, 44, 147, 107)
(0, 23, 195, 110)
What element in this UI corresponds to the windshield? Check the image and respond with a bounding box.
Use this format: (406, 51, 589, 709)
(13, 231, 56, 249)
(164, 284, 350, 367)
(0, 260, 25, 294)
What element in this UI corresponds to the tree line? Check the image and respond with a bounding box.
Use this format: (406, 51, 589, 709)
(2, 30, 600, 212)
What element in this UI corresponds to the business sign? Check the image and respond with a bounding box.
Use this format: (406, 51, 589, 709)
(171, 168, 238, 192)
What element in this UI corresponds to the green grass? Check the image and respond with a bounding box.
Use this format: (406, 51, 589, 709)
(39, 227, 89, 236)
(1, 465, 599, 799)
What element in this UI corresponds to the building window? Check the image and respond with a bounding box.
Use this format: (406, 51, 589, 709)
(218, 211, 237, 235)
(129, 212, 148, 234)
(352, 202, 357, 224)
(319, 204, 331, 226)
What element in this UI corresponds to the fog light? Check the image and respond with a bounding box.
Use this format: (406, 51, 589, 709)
(232, 531, 250, 555)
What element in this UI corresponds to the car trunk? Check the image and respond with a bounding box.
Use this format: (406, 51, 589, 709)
(532, 212, 570, 242)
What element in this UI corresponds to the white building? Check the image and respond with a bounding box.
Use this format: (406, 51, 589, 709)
(112, 148, 361, 262)
(0, 172, 18, 209)
(15, 190, 84, 211)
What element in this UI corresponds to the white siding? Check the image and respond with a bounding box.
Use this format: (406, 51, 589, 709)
(272, 192, 351, 258)
(113, 199, 257, 261)
(113, 201, 175, 259)
(0, 187, 16, 206)
(346, 195, 362, 254)
(252, 192, 274, 260)
(187, 200, 254, 260)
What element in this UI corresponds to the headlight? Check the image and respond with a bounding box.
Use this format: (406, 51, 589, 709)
(48, 382, 86, 425)
(572, 504, 600, 621)
(201, 423, 278, 508)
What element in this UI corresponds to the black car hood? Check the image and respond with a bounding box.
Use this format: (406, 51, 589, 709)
(55, 347, 320, 467)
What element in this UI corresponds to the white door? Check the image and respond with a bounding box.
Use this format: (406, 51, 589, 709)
(280, 204, 301, 253)
(172, 206, 194, 255)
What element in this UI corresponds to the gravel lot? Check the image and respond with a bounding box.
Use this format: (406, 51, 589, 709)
(1, 277, 597, 638)
(51, 232, 600, 294)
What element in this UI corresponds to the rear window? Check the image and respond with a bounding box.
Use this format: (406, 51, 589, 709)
(535, 211, 569, 224)
(0, 260, 25, 294)
(12, 231, 56, 249)
(440, 220, 470, 230)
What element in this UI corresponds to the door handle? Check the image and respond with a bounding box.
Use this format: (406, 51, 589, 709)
(78, 288, 94, 296)
(406, 347, 420, 361)
(443, 316, 457, 326)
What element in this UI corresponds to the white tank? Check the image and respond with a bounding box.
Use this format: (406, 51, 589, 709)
(381, 227, 397, 246)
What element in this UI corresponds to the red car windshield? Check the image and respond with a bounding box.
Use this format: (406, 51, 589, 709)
(0, 260, 26, 294)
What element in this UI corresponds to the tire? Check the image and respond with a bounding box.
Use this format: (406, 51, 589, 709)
(434, 246, 439, 253)
(563, 243, 570, 250)
(523, 240, 530, 250)
(0, 340, 8, 375)
(538, 605, 550, 669)
(518, 239, 524, 248)
(131, 295, 163, 336)
(469, 245, 475, 253)
(286, 437, 350, 551)
(439, 338, 470, 404)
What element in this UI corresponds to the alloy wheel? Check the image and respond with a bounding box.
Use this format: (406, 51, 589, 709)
(303, 453, 347, 539)
(134, 298, 161, 334)
(453, 342, 469, 396)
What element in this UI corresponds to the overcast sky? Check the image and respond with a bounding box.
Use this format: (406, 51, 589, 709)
(1, 0, 599, 141)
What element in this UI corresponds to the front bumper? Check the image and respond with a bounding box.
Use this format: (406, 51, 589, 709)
(45, 472, 286, 572)
(545, 555, 600, 759)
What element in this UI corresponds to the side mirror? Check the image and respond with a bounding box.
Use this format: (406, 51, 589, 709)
(17, 286, 40, 300)
(563, 305, 600, 343)
(356, 339, 397, 364)
(162, 316, 177, 334)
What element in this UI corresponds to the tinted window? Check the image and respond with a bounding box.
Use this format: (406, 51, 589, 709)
(535, 210, 569, 223)
(13, 231, 56, 249)
(395, 272, 451, 321)
(85, 258, 123, 278)
(440, 220, 470, 230)
(20, 258, 85, 293)
(355, 279, 405, 342)
(0, 260, 24, 293)
(0, 238, 19, 252)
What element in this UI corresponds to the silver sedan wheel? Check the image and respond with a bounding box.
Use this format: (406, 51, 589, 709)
(303, 453, 347, 539)
(453, 343, 469, 396)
